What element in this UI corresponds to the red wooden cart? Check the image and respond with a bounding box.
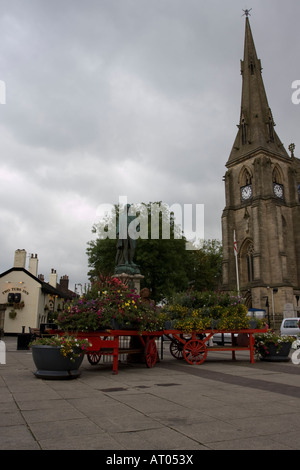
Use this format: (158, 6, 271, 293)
(73, 329, 163, 374)
(163, 326, 268, 365)
(52, 325, 267, 374)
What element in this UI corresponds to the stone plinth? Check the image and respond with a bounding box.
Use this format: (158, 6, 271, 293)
(113, 273, 144, 295)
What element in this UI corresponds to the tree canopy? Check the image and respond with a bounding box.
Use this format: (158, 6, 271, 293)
(86, 202, 222, 302)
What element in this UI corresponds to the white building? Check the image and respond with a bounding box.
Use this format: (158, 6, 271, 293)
(0, 249, 76, 334)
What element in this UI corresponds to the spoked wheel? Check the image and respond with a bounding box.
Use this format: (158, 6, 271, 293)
(145, 339, 158, 368)
(87, 352, 101, 365)
(170, 340, 184, 360)
(183, 339, 207, 365)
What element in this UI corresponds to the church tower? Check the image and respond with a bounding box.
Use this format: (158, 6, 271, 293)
(222, 14, 300, 323)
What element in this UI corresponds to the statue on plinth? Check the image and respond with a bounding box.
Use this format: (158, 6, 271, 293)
(115, 203, 140, 275)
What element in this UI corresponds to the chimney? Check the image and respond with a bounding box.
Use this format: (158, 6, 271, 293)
(49, 269, 57, 288)
(38, 274, 45, 282)
(14, 249, 26, 268)
(59, 275, 69, 293)
(28, 253, 38, 277)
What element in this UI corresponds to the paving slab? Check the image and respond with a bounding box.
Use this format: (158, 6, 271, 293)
(1, 336, 300, 451)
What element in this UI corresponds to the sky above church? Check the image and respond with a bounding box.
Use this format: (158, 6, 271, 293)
(0, 0, 299, 292)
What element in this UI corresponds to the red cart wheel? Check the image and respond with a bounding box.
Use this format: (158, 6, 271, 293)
(170, 340, 184, 360)
(145, 339, 158, 368)
(87, 352, 101, 365)
(183, 339, 207, 365)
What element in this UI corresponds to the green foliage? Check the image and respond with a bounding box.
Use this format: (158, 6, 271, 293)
(56, 276, 165, 332)
(188, 239, 223, 291)
(86, 201, 223, 302)
(162, 290, 266, 334)
(30, 335, 91, 362)
(254, 330, 295, 358)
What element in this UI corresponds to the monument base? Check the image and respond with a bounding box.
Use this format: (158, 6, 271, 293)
(113, 272, 144, 294)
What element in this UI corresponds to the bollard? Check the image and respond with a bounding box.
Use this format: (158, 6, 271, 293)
(0, 340, 6, 364)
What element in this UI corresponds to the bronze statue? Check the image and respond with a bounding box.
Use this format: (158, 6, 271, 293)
(115, 204, 140, 275)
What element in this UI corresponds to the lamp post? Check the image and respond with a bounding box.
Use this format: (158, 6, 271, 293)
(267, 287, 278, 329)
(271, 288, 278, 329)
(262, 296, 270, 328)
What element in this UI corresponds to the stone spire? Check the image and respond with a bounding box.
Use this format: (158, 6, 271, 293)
(227, 17, 288, 164)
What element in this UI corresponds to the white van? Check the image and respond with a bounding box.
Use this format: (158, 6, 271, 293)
(280, 317, 300, 337)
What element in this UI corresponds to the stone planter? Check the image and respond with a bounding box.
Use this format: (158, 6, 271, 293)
(260, 342, 292, 362)
(31, 345, 84, 379)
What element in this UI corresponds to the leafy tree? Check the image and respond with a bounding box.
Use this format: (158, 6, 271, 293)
(188, 239, 223, 291)
(86, 202, 223, 301)
(86, 202, 190, 301)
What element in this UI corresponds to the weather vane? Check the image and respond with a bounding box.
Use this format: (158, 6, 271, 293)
(242, 8, 252, 17)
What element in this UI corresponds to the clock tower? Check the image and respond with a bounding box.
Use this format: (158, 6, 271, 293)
(222, 16, 300, 323)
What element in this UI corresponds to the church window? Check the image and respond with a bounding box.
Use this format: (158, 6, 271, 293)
(246, 243, 254, 282)
(241, 117, 247, 145)
(267, 109, 275, 143)
(272, 166, 283, 185)
(240, 167, 252, 186)
(240, 167, 253, 201)
(268, 117, 274, 142)
(240, 239, 255, 285)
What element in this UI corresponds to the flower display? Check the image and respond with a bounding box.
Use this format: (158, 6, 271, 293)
(30, 335, 91, 362)
(56, 276, 165, 332)
(162, 290, 265, 333)
(254, 330, 295, 358)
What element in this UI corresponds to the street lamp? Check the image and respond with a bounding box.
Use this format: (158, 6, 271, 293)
(267, 287, 278, 329)
(262, 296, 270, 328)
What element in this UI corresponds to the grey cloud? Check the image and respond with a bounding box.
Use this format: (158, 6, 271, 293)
(0, 0, 299, 290)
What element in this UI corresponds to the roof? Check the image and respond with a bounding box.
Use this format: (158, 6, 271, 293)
(0, 267, 75, 300)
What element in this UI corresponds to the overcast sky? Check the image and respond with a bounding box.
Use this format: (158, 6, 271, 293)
(0, 0, 299, 292)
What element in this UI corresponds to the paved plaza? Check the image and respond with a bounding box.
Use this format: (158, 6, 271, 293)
(1, 336, 300, 451)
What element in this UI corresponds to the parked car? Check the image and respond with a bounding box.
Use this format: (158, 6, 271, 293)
(280, 317, 300, 337)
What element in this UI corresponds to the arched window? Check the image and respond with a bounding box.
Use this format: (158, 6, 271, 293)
(272, 165, 283, 184)
(272, 165, 284, 199)
(240, 239, 255, 285)
(241, 114, 247, 145)
(239, 167, 253, 201)
(246, 243, 255, 282)
(268, 109, 275, 143)
(239, 167, 252, 186)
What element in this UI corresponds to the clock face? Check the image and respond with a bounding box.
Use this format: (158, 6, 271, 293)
(241, 184, 252, 201)
(274, 183, 284, 199)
